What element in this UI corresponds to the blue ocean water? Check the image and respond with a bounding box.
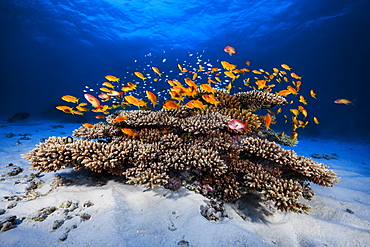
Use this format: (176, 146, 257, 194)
(0, 0, 369, 139)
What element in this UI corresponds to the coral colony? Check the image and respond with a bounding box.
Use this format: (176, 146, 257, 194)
(22, 53, 339, 214)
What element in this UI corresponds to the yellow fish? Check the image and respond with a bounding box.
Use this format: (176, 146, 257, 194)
(61, 95, 79, 103)
(177, 64, 187, 73)
(298, 106, 308, 118)
(299, 95, 308, 105)
(281, 64, 292, 70)
(252, 70, 262, 74)
(102, 82, 115, 89)
(82, 123, 95, 128)
(290, 132, 298, 141)
(145, 90, 158, 107)
(121, 128, 137, 138)
(334, 99, 355, 105)
(113, 116, 128, 123)
(226, 81, 233, 92)
(202, 94, 221, 106)
(313, 116, 320, 124)
(290, 108, 299, 116)
(221, 61, 237, 71)
(56, 106, 74, 114)
(291, 72, 302, 79)
(134, 72, 146, 80)
(162, 100, 180, 109)
(185, 100, 207, 110)
(310, 89, 317, 99)
(200, 84, 215, 93)
(151, 67, 162, 77)
(198, 65, 203, 72)
(105, 75, 120, 82)
(124, 95, 147, 108)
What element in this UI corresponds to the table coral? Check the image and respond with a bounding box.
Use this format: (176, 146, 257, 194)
(22, 89, 339, 214)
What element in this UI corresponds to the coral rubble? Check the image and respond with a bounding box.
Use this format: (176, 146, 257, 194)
(22, 89, 339, 214)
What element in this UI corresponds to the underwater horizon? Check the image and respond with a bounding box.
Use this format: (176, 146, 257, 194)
(1, 0, 370, 139)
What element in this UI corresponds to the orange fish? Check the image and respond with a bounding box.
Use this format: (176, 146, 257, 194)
(265, 113, 272, 130)
(287, 86, 299, 95)
(84, 94, 101, 108)
(162, 100, 180, 109)
(299, 95, 308, 105)
(169, 91, 184, 101)
(215, 77, 222, 83)
(276, 89, 291, 97)
(92, 105, 109, 113)
(202, 94, 221, 107)
(200, 84, 215, 93)
(334, 99, 355, 105)
(226, 81, 233, 92)
(224, 71, 239, 81)
(228, 119, 247, 132)
(209, 68, 219, 73)
(113, 116, 128, 123)
(98, 93, 111, 101)
(82, 123, 95, 128)
(281, 64, 292, 70)
(76, 103, 89, 112)
(145, 90, 158, 107)
(105, 75, 120, 82)
(102, 82, 115, 89)
(255, 80, 267, 89)
(121, 128, 137, 137)
(290, 132, 298, 141)
(95, 115, 106, 119)
(310, 89, 317, 99)
(290, 72, 302, 79)
(121, 82, 137, 92)
(313, 117, 320, 124)
(224, 46, 238, 56)
(151, 67, 162, 77)
(185, 100, 207, 110)
(290, 108, 299, 116)
(56, 106, 74, 114)
(208, 78, 217, 84)
(198, 64, 203, 72)
(134, 72, 146, 80)
(100, 87, 111, 93)
(61, 95, 79, 103)
(177, 64, 187, 73)
(298, 106, 308, 118)
(72, 111, 83, 115)
(252, 70, 262, 74)
(221, 61, 237, 71)
(184, 78, 196, 87)
(185, 86, 198, 97)
(124, 95, 147, 108)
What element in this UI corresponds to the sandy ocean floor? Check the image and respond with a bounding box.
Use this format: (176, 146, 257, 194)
(0, 118, 369, 247)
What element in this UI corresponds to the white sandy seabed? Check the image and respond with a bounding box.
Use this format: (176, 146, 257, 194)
(0, 119, 369, 247)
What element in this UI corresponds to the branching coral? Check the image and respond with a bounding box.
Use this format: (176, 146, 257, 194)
(23, 84, 339, 215)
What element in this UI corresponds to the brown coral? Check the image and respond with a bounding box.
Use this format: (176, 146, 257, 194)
(22, 89, 340, 215)
(235, 90, 288, 112)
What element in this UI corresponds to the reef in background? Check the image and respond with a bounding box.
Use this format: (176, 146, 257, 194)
(22, 89, 339, 214)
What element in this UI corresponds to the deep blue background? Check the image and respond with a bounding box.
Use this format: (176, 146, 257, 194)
(1, 0, 369, 138)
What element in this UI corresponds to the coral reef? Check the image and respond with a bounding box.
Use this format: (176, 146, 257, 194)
(22, 87, 339, 214)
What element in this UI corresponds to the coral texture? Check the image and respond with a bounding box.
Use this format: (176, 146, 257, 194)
(22, 89, 339, 214)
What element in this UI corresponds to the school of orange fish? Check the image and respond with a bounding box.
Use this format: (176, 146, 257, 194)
(56, 48, 330, 141)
